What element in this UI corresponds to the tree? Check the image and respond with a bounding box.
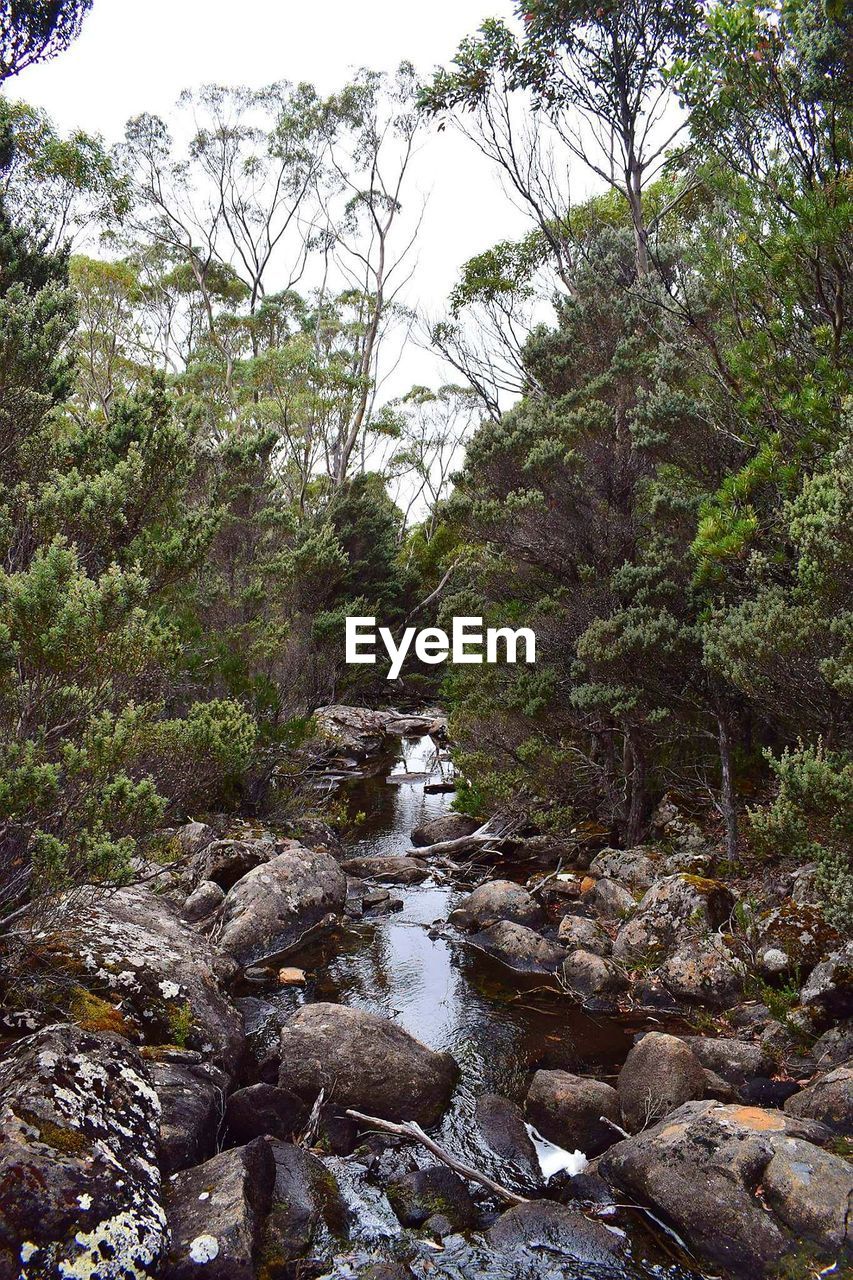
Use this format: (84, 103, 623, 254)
(0, 0, 92, 81)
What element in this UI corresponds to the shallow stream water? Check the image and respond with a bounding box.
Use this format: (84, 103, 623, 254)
(246, 735, 708, 1280)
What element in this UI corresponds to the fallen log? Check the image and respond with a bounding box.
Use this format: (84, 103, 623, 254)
(408, 817, 518, 860)
(344, 1108, 529, 1206)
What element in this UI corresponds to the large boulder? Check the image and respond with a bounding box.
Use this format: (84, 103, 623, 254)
(467, 920, 564, 975)
(182, 880, 226, 923)
(612, 874, 734, 965)
(525, 1069, 621, 1156)
(785, 1064, 853, 1135)
(152, 1053, 229, 1174)
(557, 915, 612, 955)
(386, 1166, 477, 1231)
(278, 1004, 458, 1126)
(561, 949, 628, 1004)
(800, 942, 853, 1026)
(617, 1033, 706, 1132)
(681, 1036, 772, 1087)
(658, 936, 746, 1007)
(486, 1201, 623, 1267)
(162, 1139, 274, 1280)
(754, 901, 840, 978)
(411, 813, 480, 847)
(474, 1094, 540, 1182)
(588, 847, 659, 891)
(314, 705, 390, 758)
(601, 1100, 844, 1279)
(41, 886, 244, 1073)
(260, 1139, 349, 1267)
(194, 835, 278, 891)
(215, 843, 346, 967)
(0, 1024, 167, 1279)
(449, 880, 542, 931)
(340, 855, 430, 885)
(225, 1083, 309, 1146)
(580, 877, 637, 921)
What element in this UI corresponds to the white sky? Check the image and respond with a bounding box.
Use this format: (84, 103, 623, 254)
(10, 0, 530, 392)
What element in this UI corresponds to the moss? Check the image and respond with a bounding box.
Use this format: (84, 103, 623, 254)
(69, 987, 130, 1036)
(826, 1135, 853, 1162)
(17, 1108, 89, 1157)
(681, 874, 726, 895)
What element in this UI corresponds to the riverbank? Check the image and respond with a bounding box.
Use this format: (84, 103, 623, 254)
(0, 712, 850, 1280)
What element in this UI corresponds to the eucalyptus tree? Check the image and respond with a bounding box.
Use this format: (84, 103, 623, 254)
(0, 0, 91, 82)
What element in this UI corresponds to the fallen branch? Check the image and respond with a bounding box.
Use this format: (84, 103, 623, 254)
(409, 817, 519, 860)
(344, 1108, 529, 1205)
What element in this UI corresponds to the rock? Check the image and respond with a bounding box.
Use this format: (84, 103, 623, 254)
(340, 855, 430, 884)
(761, 1136, 853, 1257)
(814, 1021, 853, 1069)
(618, 1033, 706, 1131)
(449, 879, 543, 930)
(474, 1093, 540, 1180)
(588, 847, 659, 891)
(658, 936, 746, 1007)
(359, 1266, 413, 1280)
(557, 915, 612, 955)
(386, 1166, 477, 1230)
(755, 901, 840, 977)
(196, 835, 277, 890)
(278, 966, 306, 986)
(682, 1036, 772, 1087)
(0, 1024, 167, 1280)
(650, 793, 706, 848)
(600, 1100, 839, 1279)
(225, 1083, 309, 1145)
(561, 949, 628, 1002)
(702, 1068, 738, 1102)
(581, 876, 637, 921)
(44, 886, 244, 1073)
(260, 1138, 349, 1265)
(315, 705, 390, 758)
(467, 920, 565, 975)
(277, 1004, 458, 1126)
(173, 820, 217, 857)
(486, 1201, 623, 1265)
(152, 1056, 229, 1174)
(761, 1020, 819, 1079)
(525, 1069, 621, 1156)
(785, 1065, 853, 1135)
(411, 813, 480, 846)
(740, 1077, 801, 1108)
(182, 879, 226, 923)
(800, 942, 853, 1025)
(163, 1138, 275, 1280)
(215, 842, 346, 967)
(612, 874, 735, 965)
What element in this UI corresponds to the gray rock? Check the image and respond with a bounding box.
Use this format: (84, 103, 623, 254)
(785, 1064, 853, 1135)
(162, 1138, 274, 1280)
(197, 835, 277, 889)
(474, 1093, 540, 1180)
(658, 936, 746, 1007)
(182, 879, 226, 923)
(525, 1069, 621, 1156)
(315, 705, 390, 758)
(814, 1020, 853, 1070)
(152, 1056, 229, 1174)
(557, 914, 612, 955)
(173, 820, 217, 857)
(450, 879, 543, 930)
(561, 949, 628, 1003)
(618, 1033, 706, 1131)
(581, 876, 637, 921)
(754, 901, 840, 978)
(486, 1201, 623, 1265)
(0, 1024, 167, 1280)
(278, 1003, 458, 1126)
(612, 874, 735, 965)
(215, 842, 347, 967)
(800, 942, 853, 1025)
(411, 813, 480, 846)
(261, 1139, 349, 1263)
(386, 1166, 477, 1229)
(601, 1100, 839, 1279)
(588, 847, 659, 891)
(762, 1136, 853, 1255)
(225, 1083, 309, 1145)
(468, 919, 564, 975)
(340, 855, 430, 884)
(682, 1036, 772, 1086)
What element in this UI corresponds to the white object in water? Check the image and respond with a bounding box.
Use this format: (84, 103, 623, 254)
(526, 1123, 588, 1181)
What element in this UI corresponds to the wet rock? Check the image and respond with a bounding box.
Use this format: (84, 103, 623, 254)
(561, 949, 628, 1002)
(411, 813, 480, 846)
(467, 920, 564, 975)
(152, 1056, 229, 1174)
(525, 1069, 621, 1156)
(341, 855, 430, 884)
(450, 879, 543, 930)
(44, 886, 244, 1073)
(260, 1138, 349, 1265)
(162, 1138, 275, 1280)
(359, 1266, 413, 1280)
(658, 936, 746, 1007)
(0, 1024, 167, 1280)
(474, 1093, 540, 1180)
(556, 1171, 615, 1206)
(315, 705, 390, 758)
(588, 847, 659, 891)
(278, 1003, 458, 1125)
(182, 879, 225, 923)
(215, 842, 346, 967)
(600, 1100, 839, 1279)
(277, 966, 306, 986)
(785, 1064, 853, 1135)
(557, 915, 612, 955)
(682, 1036, 772, 1087)
(618, 1033, 706, 1131)
(800, 942, 853, 1026)
(486, 1201, 623, 1265)
(386, 1166, 477, 1230)
(225, 1083, 309, 1145)
(755, 901, 840, 978)
(581, 876, 637, 921)
(612, 873, 734, 965)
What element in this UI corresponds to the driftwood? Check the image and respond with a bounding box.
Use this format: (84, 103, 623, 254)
(345, 1108, 529, 1206)
(408, 817, 518, 860)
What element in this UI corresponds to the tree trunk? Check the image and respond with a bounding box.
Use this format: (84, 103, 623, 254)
(717, 714, 738, 860)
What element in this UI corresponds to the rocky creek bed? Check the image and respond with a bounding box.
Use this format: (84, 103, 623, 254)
(0, 708, 850, 1280)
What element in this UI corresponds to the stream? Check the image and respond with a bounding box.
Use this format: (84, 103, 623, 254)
(242, 734, 707, 1279)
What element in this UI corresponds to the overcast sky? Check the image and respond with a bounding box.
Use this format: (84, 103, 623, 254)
(10, 0, 534, 392)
